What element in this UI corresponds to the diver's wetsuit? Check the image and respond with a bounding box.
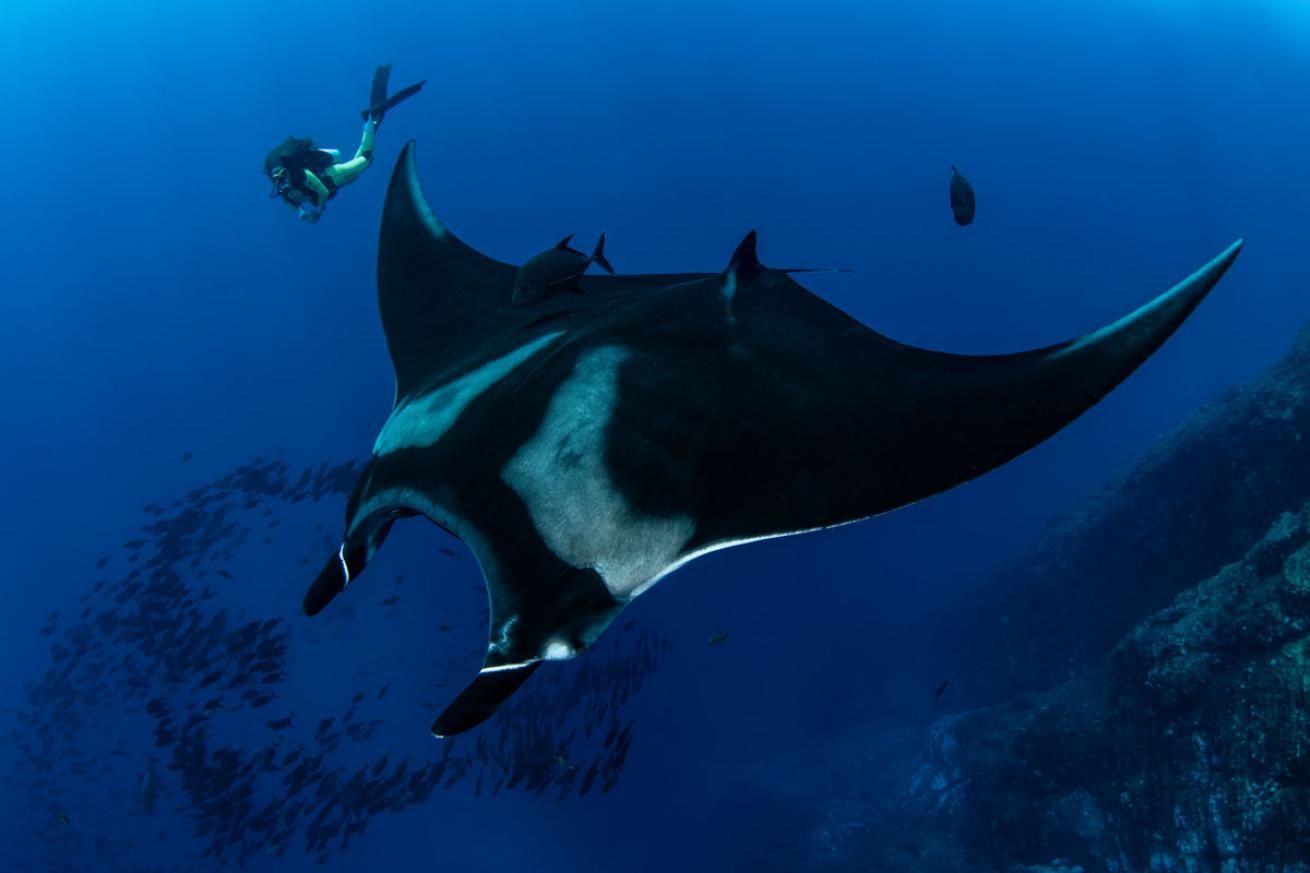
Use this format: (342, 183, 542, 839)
(279, 120, 376, 219)
(267, 65, 423, 222)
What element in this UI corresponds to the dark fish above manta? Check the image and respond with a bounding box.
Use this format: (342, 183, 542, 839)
(512, 233, 614, 305)
(950, 165, 975, 226)
(302, 141, 1243, 738)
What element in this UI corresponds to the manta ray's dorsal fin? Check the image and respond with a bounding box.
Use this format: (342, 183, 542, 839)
(727, 229, 764, 281)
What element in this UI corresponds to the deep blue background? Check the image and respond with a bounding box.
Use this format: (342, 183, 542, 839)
(3, 0, 1308, 869)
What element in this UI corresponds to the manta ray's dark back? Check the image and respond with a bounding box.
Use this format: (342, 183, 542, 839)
(305, 139, 1243, 737)
(376, 149, 715, 401)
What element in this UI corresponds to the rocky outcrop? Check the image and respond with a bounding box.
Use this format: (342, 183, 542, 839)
(811, 504, 1310, 872)
(939, 324, 1310, 709)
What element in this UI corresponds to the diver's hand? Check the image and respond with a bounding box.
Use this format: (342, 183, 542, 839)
(298, 203, 323, 223)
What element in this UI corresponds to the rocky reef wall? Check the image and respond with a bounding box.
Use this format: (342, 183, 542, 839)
(940, 325, 1310, 709)
(803, 327, 1310, 871)
(813, 503, 1310, 872)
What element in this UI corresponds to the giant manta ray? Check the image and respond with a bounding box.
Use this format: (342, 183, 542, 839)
(304, 142, 1243, 737)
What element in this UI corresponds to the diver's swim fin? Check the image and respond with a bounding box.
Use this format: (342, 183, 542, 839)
(370, 64, 392, 110)
(432, 663, 541, 737)
(361, 74, 426, 125)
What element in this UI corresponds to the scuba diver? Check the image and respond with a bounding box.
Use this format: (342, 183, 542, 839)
(265, 65, 425, 222)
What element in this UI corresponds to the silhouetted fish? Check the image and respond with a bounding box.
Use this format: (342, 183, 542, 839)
(949, 165, 975, 226)
(512, 233, 615, 305)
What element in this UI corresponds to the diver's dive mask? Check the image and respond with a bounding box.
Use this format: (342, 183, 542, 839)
(267, 166, 290, 199)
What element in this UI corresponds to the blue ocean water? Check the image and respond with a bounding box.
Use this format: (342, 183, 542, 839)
(2, 0, 1308, 869)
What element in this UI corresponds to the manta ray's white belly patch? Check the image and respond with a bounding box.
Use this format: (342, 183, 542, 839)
(374, 331, 565, 456)
(503, 346, 695, 599)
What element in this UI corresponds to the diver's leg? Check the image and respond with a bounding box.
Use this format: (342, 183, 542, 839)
(322, 120, 376, 189)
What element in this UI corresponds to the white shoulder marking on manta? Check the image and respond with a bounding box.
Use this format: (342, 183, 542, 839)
(338, 543, 351, 586)
(502, 346, 695, 600)
(374, 331, 565, 456)
(722, 268, 739, 326)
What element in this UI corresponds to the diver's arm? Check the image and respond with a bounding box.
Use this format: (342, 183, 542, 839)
(302, 171, 332, 208)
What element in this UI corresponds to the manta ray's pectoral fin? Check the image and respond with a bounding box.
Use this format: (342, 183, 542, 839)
(431, 662, 542, 738)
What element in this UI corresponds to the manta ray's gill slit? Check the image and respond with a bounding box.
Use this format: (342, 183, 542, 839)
(502, 345, 696, 601)
(10, 455, 673, 869)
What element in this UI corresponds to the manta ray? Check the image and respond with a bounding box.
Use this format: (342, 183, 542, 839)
(303, 141, 1243, 737)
